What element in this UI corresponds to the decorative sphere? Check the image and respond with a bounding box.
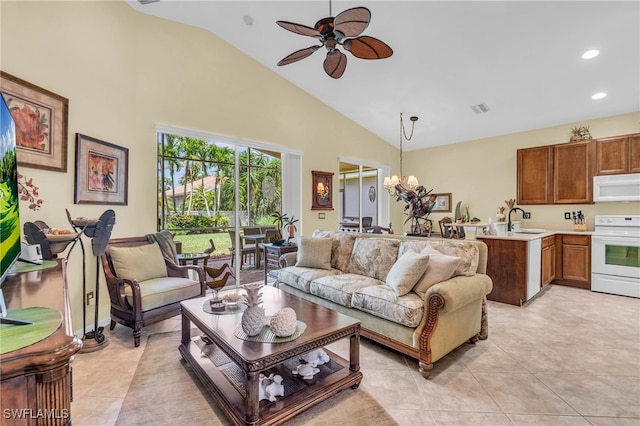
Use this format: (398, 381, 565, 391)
(270, 307, 297, 337)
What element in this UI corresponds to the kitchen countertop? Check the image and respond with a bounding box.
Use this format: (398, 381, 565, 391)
(477, 229, 593, 241)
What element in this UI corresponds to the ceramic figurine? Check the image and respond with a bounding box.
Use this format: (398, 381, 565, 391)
(292, 364, 320, 380)
(300, 348, 330, 367)
(258, 373, 284, 402)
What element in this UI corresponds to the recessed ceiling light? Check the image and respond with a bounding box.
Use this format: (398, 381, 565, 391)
(592, 92, 607, 100)
(243, 15, 254, 26)
(582, 50, 599, 59)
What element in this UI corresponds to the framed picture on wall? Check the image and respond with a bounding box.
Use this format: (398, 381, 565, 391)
(74, 133, 129, 205)
(432, 193, 452, 212)
(311, 170, 334, 210)
(0, 71, 69, 172)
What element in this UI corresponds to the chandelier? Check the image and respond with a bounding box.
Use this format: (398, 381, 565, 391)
(384, 113, 419, 196)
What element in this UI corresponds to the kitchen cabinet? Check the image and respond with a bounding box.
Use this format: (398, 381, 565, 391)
(554, 140, 592, 204)
(517, 145, 554, 204)
(631, 134, 640, 173)
(541, 235, 556, 287)
(516, 140, 592, 205)
(478, 237, 541, 306)
(595, 133, 640, 175)
(553, 234, 591, 289)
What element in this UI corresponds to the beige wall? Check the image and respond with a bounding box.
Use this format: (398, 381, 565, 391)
(1, 1, 395, 334)
(3, 1, 638, 335)
(402, 112, 640, 231)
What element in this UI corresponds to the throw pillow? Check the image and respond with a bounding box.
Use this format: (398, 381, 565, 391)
(422, 242, 479, 276)
(348, 237, 400, 281)
(110, 242, 168, 282)
(413, 251, 461, 299)
(295, 237, 333, 270)
(385, 250, 431, 296)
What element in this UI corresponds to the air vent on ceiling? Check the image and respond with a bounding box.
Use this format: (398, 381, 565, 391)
(138, 0, 160, 5)
(470, 103, 490, 114)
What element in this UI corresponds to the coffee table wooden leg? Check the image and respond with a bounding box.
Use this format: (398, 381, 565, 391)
(349, 332, 360, 372)
(181, 310, 191, 345)
(246, 371, 260, 425)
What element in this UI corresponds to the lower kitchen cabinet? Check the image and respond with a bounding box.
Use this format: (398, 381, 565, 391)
(478, 237, 542, 306)
(553, 234, 591, 289)
(541, 235, 556, 287)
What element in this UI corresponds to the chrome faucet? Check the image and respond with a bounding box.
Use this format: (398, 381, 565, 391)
(508, 207, 526, 231)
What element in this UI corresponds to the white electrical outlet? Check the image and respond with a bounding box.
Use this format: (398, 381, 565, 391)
(86, 292, 95, 306)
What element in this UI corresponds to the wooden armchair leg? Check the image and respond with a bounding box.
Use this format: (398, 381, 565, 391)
(109, 320, 116, 330)
(133, 330, 142, 347)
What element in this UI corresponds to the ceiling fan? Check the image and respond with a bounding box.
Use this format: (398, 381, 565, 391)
(276, 2, 393, 79)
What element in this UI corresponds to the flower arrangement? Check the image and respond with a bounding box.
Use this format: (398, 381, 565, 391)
(17, 173, 43, 210)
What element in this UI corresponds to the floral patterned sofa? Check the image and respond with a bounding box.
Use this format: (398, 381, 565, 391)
(276, 230, 493, 378)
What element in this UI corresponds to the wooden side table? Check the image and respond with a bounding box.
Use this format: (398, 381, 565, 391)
(264, 244, 298, 284)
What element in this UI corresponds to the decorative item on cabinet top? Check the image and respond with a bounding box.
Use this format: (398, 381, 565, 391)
(570, 125, 592, 142)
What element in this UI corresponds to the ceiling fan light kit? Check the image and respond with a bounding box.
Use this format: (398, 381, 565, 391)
(276, 4, 393, 79)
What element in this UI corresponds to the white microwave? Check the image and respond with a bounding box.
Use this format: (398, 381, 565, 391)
(593, 173, 640, 202)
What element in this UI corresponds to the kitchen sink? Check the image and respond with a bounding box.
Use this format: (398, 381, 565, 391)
(511, 228, 546, 234)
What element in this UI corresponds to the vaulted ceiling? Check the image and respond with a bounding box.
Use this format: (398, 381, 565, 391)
(128, 1, 639, 151)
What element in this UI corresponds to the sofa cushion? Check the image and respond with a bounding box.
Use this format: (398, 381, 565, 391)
(413, 251, 461, 299)
(110, 242, 168, 282)
(296, 236, 332, 270)
(422, 241, 479, 276)
(124, 277, 201, 311)
(312, 230, 357, 271)
(386, 250, 431, 296)
(351, 285, 424, 328)
(348, 237, 400, 281)
(310, 274, 383, 307)
(278, 266, 341, 293)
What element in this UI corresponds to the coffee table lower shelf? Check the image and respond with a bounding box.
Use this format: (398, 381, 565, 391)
(179, 339, 362, 426)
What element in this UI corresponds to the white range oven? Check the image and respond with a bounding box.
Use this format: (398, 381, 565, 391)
(591, 215, 640, 298)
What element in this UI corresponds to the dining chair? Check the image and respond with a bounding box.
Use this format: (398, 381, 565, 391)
(228, 230, 256, 269)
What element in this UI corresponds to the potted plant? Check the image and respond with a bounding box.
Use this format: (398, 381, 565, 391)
(284, 216, 299, 241)
(270, 211, 288, 241)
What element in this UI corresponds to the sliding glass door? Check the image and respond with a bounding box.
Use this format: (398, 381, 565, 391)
(157, 127, 301, 285)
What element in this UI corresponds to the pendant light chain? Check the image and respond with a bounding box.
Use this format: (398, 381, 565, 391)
(399, 112, 417, 178)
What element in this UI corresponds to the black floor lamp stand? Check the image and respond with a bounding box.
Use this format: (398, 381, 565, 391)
(67, 209, 116, 353)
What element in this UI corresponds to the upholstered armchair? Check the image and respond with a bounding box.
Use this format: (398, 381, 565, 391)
(100, 236, 206, 347)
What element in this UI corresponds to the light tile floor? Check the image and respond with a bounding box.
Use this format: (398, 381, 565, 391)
(71, 285, 640, 425)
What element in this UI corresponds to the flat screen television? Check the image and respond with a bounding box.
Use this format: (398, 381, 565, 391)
(0, 92, 31, 325)
(0, 92, 21, 284)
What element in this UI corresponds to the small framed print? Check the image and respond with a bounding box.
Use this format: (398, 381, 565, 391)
(311, 170, 334, 210)
(432, 193, 452, 212)
(75, 133, 128, 205)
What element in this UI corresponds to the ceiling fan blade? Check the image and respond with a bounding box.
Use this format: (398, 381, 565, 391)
(323, 50, 347, 79)
(343, 36, 393, 59)
(333, 7, 371, 39)
(277, 45, 321, 66)
(276, 20, 322, 38)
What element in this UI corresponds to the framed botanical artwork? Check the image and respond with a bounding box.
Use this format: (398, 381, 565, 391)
(432, 192, 452, 212)
(311, 170, 334, 210)
(75, 133, 128, 205)
(0, 71, 69, 172)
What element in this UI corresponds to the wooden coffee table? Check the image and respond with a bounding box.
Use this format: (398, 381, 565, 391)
(179, 286, 362, 426)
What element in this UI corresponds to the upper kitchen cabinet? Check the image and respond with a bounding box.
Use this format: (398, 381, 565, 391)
(517, 145, 554, 204)
(595, 133, 640, 175)
(554, 140, 592, 204)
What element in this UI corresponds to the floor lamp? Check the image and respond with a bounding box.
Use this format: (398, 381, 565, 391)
(67, 209, 116, 353)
